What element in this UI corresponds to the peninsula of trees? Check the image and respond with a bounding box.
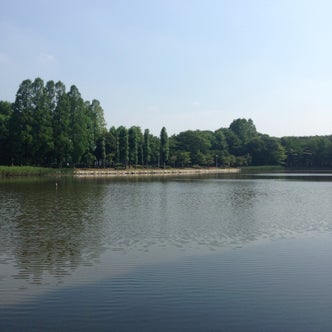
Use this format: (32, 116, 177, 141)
(1, 78, 332, 169)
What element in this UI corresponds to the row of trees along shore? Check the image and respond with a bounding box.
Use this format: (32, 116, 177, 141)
(1, 78, 332, 169)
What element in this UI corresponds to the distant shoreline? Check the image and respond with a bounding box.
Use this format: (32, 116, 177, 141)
(73, 167, 241, 177)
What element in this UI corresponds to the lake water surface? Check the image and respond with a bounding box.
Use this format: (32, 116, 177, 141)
(1, 173, 332, 331)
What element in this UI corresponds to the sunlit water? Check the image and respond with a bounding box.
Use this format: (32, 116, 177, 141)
(1, 173, 332, 331)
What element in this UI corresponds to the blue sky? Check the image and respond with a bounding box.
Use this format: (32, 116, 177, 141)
(1, 0, 332, 137)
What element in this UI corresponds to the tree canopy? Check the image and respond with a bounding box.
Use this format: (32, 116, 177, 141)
(1, 78, 331, 168)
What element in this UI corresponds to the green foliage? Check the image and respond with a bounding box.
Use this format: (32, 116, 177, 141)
(170, 130, 214, 166)
(281, 136, 332, 168)
(117, 126, 129, 166)
(2, 78, 108, 167)
(105, 126, 118, 165)
(53, 85, 72, 167)
(128, 126, 143, 166)
(143, 129, 152, 166)
(229, 118, 258, 145)
(1, 78, 331, 169)
(160, 126, 169, 166)
(248, 135, 286, 165)
(0, 101, 13, 164)
(0, 166, 57, 177)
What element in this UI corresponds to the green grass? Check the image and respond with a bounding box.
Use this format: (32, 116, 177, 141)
(241, 165, 285, 173)
(0, 166, 73, 177)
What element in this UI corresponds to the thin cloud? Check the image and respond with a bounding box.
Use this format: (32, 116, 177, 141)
(38, 52, 57, 65)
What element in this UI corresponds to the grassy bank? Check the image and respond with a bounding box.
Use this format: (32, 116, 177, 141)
(0, 166, 72, 177)
(242, 166, 332, 174)
(241, 165, 285, 173)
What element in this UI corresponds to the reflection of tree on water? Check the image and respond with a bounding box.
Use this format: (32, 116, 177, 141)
(1, 179, 107, 284)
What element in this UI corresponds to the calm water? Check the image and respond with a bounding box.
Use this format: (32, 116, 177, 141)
(1, 173, 332, 331)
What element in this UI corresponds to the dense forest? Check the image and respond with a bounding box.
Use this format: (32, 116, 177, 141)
(1, 78, 332, 168)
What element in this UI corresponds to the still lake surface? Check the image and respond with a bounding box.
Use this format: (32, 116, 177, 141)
(1, 172, 332, 331)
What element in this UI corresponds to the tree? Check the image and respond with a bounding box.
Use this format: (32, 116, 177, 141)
(95, 135, 106, 167)
(213, 128, 228, 152)
(281, 137, 304, 168)
(88, 99, 107, 153)
(10, 79, 34, 165)
(150, 134, 161, 166)
(160, 127, 169, 167)
(248, 135, 286, 165)
(67, 85, 90, 165)
(128, 126, 142, 166)
(173, 130, 212, 166)
(44, 80, 57, 113)
(0, 101, 13, 165)
(106, 126, 119, 165)
(222, 128, 242, 156)
(30, 78, 54, 165)
(143, 129, 151, 166)
(172, 151, 191, 167)
(89, 100, 107, 138)
(117, 126, 129, 167)
(53, 81, 72, 167)
(229, 118, 257, 145)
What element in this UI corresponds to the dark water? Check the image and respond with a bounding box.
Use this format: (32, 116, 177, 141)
(1, 173, 332, 331)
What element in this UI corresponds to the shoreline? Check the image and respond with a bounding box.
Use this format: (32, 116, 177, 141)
(73, 167, 241, 177)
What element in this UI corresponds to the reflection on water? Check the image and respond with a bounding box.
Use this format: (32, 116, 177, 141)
(1, 176, 332, 274)
(0, 179, 107, 288)
(1, 174, 332, 311)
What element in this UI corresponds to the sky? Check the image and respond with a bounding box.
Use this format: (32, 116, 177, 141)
(1, 0, 332, 137)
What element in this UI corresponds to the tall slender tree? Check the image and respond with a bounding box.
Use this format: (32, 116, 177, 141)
(160, 126, 169, 167)
(67, 85, 89, 165)
(117, 126, 129, 167)
(143, 129, 151, 166)
(128, 126, 143, 166)
(0, 101, 13, 165)
(10, 79, 34, 164)
(107, 126, 119, 165)
(53, 81, 72, 166)
(30, 78, 54, 165)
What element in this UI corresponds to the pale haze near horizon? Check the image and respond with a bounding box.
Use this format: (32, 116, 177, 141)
(1, 0, 332, 137)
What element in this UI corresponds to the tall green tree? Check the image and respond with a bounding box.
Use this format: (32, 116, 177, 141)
(117, 126, 129, 167)
(149, 134, 161, 166)
(88, 100, 106, 151)
(106, 126, 119, 165)
(10, 78, 55, 165)
(95, 135, 106, 167)
(67, 85, 90, 165)
(228, 118, 258, 158)
(53, 82, 72, 167)
(0, 101, 13, 165)
(89, 99, 107, 139)
(30, 78, 54, 165)
(229, 118, 257, 145)
(160, 126, 169, 167)
(143, 129, 151, 166)
(128, 126, 142, 166)
(44, 80, 57, 113)
(10, 79, 34, 164)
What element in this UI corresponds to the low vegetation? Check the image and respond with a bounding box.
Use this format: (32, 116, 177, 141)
(0, 166, 55, 177)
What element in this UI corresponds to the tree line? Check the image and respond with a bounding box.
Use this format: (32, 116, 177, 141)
(1, 78, 332, 168)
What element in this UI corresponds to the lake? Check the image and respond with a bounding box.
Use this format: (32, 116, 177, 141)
(1, 172, 332, 331)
